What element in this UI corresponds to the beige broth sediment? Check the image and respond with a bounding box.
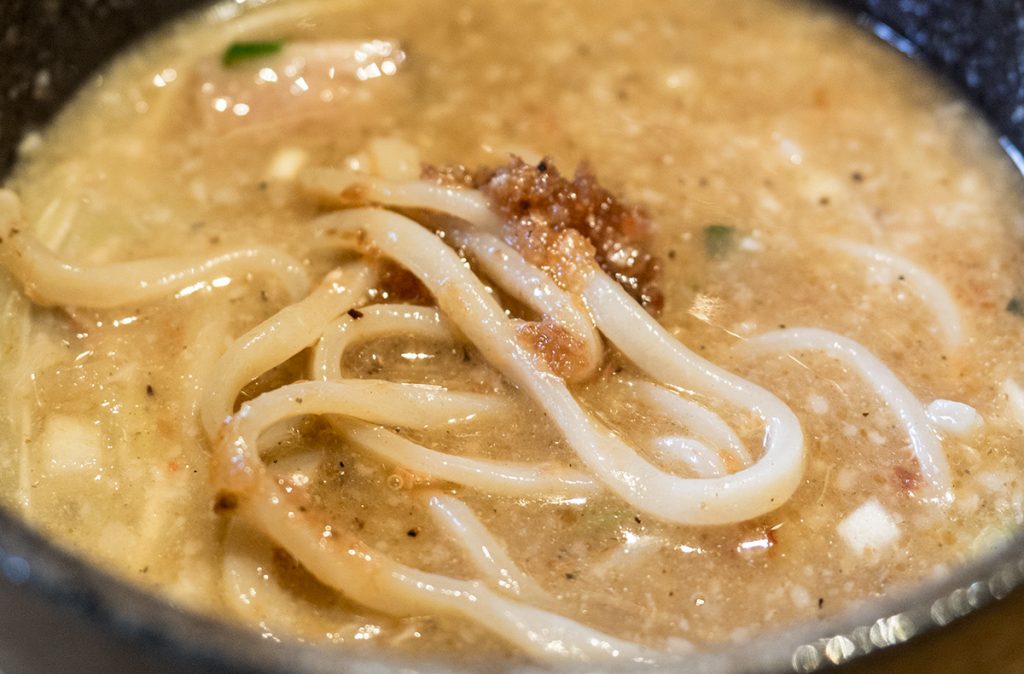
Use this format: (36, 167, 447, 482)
(3, 0, 1024, 657)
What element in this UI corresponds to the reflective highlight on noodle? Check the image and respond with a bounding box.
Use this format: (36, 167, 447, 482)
(3, 0, 1024, 664)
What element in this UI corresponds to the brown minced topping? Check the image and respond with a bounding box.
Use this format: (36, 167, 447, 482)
(515, 318, 590, 380)
(423, 157, 663, 312)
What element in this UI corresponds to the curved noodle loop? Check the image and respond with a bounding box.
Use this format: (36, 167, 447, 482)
(302, 167, 504, 232)
(199, 265, 371, 437)
(636, 381, 751, 469)
(740, 327, 952, 502)
(830, 238, 964, 349)
(424, 491, 554, 604)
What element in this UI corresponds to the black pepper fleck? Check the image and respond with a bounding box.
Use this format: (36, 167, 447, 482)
(213, 491, 238, 513)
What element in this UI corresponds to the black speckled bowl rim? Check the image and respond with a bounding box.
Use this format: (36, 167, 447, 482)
(2, 1, 1024, 672)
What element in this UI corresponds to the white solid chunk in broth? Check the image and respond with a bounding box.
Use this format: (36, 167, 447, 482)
(838, 499, 902, 557)
(39, 415, 102, 474)
(926, 399, 983, 437)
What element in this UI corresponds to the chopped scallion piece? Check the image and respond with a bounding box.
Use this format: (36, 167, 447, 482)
(1007, 297, 1024, 316)
(222, 40, 286, 67)
(703, 224, 736, 259)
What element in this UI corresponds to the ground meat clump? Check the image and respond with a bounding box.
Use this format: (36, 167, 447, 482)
(423, 157, 663, 312)
(516, 318, 589, 380)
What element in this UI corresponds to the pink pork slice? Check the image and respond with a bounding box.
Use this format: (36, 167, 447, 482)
(195, 40, 406, 132)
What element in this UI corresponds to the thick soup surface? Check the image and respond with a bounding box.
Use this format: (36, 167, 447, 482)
(3, 0, 1024, 662)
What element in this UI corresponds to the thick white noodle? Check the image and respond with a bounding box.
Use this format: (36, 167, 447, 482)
(214, 383, 651, 663)
(301, 167, 504, 232)
(314, 208, 805, 524)
(581, 273, 805, 522)
(0, 189, 310, 308)
(313, 306, 596, 496)
(306, 172, 606, 380)
(425, 492, 554, 603)
(242, 477, 651, 662)
(302, 171, 604, 380)
(830, 238, 964, 349)
(741, 327, 952, 501)
(3, 238, 311, 310)
(200, 266, 371, 439)
(213, 379, 506, 494)
(221, 519, 316, 634)
(447, 229, 604, 382)
(340, 422, 597, 497)
(635, 381, 751, 467)
(312, 304, 451, 382)
(650, 436, 727, 478)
